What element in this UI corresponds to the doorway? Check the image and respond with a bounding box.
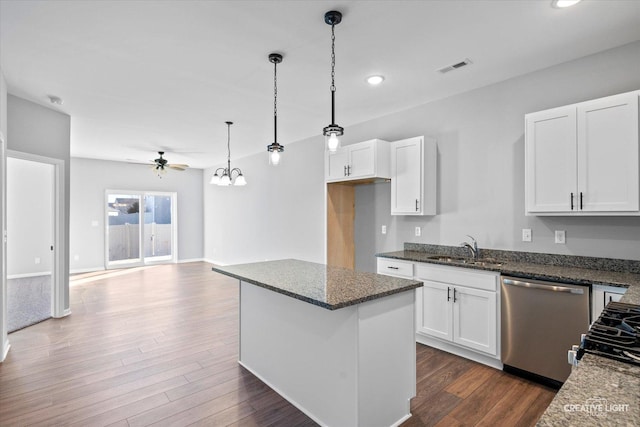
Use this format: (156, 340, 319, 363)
(105, 191, 177, 268)
(6, 156, 54, 332)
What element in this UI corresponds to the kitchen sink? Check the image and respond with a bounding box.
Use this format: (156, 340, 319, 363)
(426, 255, 503, 268)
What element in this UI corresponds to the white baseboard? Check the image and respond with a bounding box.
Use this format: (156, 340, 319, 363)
(177, 258, 206, 264)
(53, 308, 71, 319)
(1, 339, 10, 363)
(7, 272, 52, 280)
(205, 258, 227, 266)
(70, 266, 105, 275)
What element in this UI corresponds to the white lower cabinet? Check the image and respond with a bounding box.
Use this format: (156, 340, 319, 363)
(376, 258, 501, 367)
(415, 264, 498, 357)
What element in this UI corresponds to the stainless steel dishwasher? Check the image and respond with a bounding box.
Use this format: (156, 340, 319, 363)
(501, 276, 589, 387)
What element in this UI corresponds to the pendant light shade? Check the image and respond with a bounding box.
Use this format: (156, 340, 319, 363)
(266, 53, 284, 165)
(210, 121, 246, 186)
(323, 10, 344, 153)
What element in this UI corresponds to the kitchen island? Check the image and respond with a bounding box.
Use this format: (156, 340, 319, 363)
(212, 259, 423, 427)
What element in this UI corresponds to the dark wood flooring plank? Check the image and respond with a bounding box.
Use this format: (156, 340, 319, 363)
(0, 262, 554, 427)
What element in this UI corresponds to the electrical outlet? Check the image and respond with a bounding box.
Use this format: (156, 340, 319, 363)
(415, 227, 421, 237)
(35, 257, 41, 264)
(74, 254, 80, 261)
(381, 225, 387, 235)
(522, 228, 532, 242)
(555, 230, 566, 244)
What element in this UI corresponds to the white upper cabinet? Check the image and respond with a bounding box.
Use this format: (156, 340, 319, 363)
(390, 136, 437, 215)
(525, 90, 640, 215)
(325, 139, 390, 182)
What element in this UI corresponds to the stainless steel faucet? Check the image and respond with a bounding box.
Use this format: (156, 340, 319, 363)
(460, 235, 478, 260)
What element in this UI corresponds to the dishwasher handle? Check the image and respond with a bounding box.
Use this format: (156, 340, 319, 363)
(502, 278, 584, 295)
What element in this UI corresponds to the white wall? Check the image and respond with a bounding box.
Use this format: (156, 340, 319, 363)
(7, 95, 71, 311)
(70, 157, 204, 272)
(203, 42, 640, 271)
(7, 158, 53, 276)
(354, 41, 640, 272)
(204, 136, 325, 266)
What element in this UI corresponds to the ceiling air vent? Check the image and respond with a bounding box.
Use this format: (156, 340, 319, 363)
(437, 58, 472, 74)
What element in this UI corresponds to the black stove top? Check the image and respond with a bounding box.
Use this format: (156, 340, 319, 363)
(578, 301, 640, 365)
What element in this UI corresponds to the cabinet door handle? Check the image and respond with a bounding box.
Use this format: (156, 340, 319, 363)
(580, 192, 583, 210)
(415, 199, 419, 212)
(387, 266, 399, 270)
(447, 287, 451, 302)
(343, 165, 347, 176)
(570, 192, 574, 210)
(347, 165, 351, 176)
(453, 288, 457, 303)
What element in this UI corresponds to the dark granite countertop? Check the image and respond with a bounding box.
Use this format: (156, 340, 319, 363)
(212, 259, 423, 310)
(377, 244, 640, 426)
(376, 250, 640, 303)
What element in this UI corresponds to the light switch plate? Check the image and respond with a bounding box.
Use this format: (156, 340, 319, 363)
(415, 227, 421, 237)
(555, 230, 566, 244)
(381, 225, 387, 235)
(522, 228, 532, 242)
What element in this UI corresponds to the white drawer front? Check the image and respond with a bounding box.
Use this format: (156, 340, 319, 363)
(415, 263, 497, 292)
(377, 258, 414, 278)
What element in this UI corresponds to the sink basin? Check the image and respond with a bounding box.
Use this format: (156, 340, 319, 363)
(426, 255, 503, 268)
(426, 255, 466, 263)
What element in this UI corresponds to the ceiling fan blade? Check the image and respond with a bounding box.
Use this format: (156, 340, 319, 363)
(168, 164, 188, 171)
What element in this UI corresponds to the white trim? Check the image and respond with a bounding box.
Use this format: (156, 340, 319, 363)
(0, 130, 7, 362)
(6, 150, 66, 320)
(177, 258, 206, 264)
(7, 272, 52, 279)
(69, 266, 106, 275)
(53, 308, 71, 319)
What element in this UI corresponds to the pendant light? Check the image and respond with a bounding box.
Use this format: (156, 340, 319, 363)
(323, 10, 344, 153)
(266, 53, 284, 165)
(210, 121, 247, 186)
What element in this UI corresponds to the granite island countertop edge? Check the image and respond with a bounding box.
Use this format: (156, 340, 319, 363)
(212, 261, 423, 311)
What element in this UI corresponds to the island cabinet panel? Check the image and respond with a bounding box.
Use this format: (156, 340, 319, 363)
(238, 281, 416, 427)
(525, 90, 640, 215)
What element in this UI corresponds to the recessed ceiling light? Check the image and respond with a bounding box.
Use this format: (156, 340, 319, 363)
(551, 0, 582, 8)
(366, 75, 385, 86)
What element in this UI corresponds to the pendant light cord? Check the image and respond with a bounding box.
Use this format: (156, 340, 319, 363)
(274, 58, 278, 143)
(330, 23, 336, 92)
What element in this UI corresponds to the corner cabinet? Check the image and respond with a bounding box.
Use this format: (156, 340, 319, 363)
(390, 136, 437, 215)
(525, 90, 640, 215)
(325, 139, 390, 183)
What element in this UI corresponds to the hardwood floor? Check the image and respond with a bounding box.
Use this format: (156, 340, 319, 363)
(0, 262, 556, 426)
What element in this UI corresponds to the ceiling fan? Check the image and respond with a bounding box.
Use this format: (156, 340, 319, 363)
(151, 151, 189, 176)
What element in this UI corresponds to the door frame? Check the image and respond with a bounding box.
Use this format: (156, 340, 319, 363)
(5, 149, 66, 325)
(104, 189, 178, 269)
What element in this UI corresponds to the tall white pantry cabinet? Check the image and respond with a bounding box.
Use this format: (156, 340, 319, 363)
(525, 90, 640, 215)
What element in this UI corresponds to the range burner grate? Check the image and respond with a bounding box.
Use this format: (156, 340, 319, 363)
(579, 301, 640, 365)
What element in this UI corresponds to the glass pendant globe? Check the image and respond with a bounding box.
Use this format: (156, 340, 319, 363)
(219, 174, 231, 186)
(270, 150, 281, 166)
(234, 174, 247, 186)
(327, 132, 340, 152)
(210, 174, 220, 185)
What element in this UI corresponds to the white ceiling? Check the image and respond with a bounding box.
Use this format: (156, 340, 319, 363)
(1, 0, 639, 169)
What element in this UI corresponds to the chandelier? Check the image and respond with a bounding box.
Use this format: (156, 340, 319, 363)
(210, 121, 246, 186)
